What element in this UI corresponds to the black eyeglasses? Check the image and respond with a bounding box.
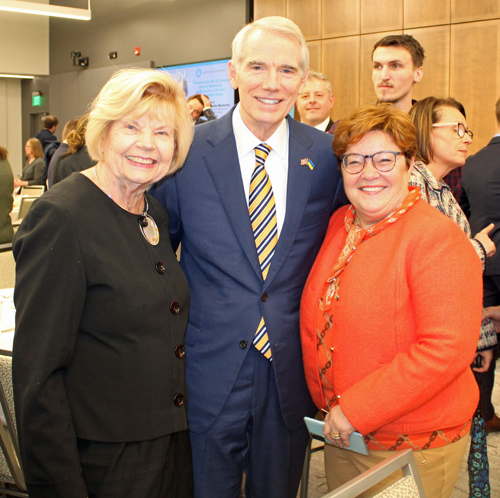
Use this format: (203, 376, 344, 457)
(432, 122, 473, 140)
(340, 151, 404, 174)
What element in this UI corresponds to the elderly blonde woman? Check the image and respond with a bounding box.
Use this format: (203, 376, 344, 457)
(13, 69, 194, 498)
(300, 104, 482, 498)
(14, 137, 45, 187)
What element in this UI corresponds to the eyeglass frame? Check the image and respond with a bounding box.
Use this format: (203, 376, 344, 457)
(340, 151, 405, 175)
(432, 122, 473, 140)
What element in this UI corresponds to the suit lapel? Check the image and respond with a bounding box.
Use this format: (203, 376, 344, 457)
(263, 117, 316, 289)
(203, 111, 263, 280)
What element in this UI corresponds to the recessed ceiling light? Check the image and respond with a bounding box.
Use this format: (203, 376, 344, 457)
(0, 74, 35, 79)
(0, 0, 91, 20)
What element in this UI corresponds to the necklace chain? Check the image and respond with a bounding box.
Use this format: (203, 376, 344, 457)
(93, 165, 158, 245)
(94, 165, 148, 216)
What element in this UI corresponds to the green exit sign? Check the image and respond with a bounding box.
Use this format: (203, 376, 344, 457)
(32, 92, 41, 106)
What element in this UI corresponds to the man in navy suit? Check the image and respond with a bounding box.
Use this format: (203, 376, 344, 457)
(152, 16, 344, 498)
(461, 97, 500, 432)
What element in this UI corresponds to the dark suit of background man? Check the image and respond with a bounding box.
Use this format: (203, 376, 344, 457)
(461, 96, 500, 432)
(152, 16, 344, 498)
(34, 115, 58, 150)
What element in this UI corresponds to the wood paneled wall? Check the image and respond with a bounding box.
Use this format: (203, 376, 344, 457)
(253, 0, 500, 154)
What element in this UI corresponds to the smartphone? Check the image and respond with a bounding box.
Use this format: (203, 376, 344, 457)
(304, 416, 369, 456)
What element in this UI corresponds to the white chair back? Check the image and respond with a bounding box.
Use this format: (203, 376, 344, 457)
(19, 186, 44, 197)
(321, 449, 426, 498)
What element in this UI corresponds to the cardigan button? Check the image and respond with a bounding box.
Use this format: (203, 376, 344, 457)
(173, 393, 184, 407)
(174, 345, 186, 358)
(155, 261, 165, 274)
(169, 301, 181, 315)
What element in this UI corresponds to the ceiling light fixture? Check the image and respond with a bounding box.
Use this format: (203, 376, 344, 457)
(0, 74, 35, 79)
(0, 0, 91, 20)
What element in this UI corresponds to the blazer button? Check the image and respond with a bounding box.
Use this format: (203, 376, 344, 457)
(239, 340, 248, 349)
(155, 261, 165, 274)
(173, 393, 184, 407)
(169, 301, 181, 315)
(261, 293, 268, 302)
(175, 344, 186, 358)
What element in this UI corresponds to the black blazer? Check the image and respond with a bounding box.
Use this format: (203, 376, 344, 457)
(54, 145, 96, 185)
(461, 136, 500, 275)
(13, 174, 190, 497)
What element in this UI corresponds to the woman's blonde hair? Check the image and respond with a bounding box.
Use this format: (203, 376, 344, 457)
(333, 104, 417, 169)
(86, 68, 194, 175)
(26, 138, 44, 159)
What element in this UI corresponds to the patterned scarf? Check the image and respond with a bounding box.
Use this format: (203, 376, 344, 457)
(323, 186, 421, 309)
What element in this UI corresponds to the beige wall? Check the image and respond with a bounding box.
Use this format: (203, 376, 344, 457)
(254, 0, 500, 154)
(0, 79, 22, 177)
(0, 2, 49, 76)
(0, 0, 50, 174)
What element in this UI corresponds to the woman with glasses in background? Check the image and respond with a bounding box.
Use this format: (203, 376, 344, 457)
(14, 138, 46, 188)
(410, 97, 498, 368)
(300, 104, 483, 498)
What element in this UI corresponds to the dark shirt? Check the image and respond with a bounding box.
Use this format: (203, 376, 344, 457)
(34, 129, 57, 150)
(0, 158, 14, 244)
(54, 146, 96, 185)
(47, 143, 69, 188)
(443, 167, 463, 203)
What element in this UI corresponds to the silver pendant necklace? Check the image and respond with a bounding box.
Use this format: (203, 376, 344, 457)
(94, 166, 159, 245)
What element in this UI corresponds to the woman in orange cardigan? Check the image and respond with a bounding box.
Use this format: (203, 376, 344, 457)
(300, 104, 483, 498)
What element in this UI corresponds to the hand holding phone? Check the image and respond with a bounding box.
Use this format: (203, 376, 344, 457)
(304, 417, 369, 456)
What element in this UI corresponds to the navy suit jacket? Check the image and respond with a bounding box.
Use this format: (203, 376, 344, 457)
(152, 108, 345, 433)
(461, 136, 500, 276)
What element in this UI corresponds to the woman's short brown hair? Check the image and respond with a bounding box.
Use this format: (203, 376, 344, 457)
(86, 68, 194, 176)
(333, 104, 417, 168)
(409, 97, 466, 165)
(27, 138, 44, 159)
(0, 146, 7, 161)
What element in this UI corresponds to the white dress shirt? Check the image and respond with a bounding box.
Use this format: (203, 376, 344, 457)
(314, 117, 331, 132)
(232, 104, 289, 236)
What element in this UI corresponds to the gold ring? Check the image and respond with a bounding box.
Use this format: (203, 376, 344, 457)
(331, 432, 341, 439)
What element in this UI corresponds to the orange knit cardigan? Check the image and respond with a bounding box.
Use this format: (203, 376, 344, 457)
(300, 199, 482, 436)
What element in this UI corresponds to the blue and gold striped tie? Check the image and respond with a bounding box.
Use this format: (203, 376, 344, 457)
(249, 143, 277, 361)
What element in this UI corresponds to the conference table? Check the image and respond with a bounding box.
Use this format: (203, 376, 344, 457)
(0, 288, 15, 356)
